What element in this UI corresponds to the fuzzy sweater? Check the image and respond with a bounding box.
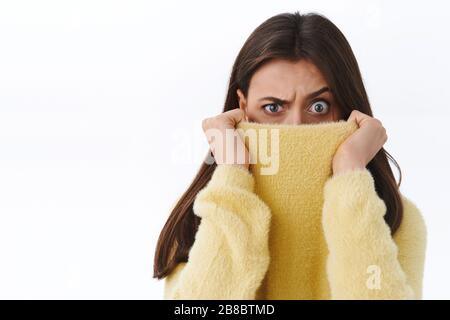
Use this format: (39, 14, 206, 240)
(163, 120, 427, 300)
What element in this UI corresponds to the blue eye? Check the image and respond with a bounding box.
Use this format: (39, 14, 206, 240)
(309, 99, 330, 114)
(263, 103, 283, 114)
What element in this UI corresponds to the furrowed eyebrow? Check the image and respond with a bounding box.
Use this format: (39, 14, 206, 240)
(306, 86, 330, 99)
(258, 96, 289, 104)
(258, 86, 330, 104)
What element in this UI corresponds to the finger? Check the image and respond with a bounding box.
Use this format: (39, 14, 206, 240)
(347, 110, 371, 127)
(225, 108, 246, 124)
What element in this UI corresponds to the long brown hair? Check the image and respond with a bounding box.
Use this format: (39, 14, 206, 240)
(153, 11, 403, 279)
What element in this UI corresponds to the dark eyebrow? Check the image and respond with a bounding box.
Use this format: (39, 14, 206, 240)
(258, 96, 290, 105)
(306, 86, 330, 99)
(258, 86, 330, 104)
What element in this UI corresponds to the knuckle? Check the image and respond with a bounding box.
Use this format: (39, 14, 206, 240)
(230, 108, 243, 118)
(202, 118, 212, 130)
(370, 118, 382, 127)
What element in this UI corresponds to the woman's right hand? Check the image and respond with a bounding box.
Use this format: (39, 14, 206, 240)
(202, 108, 250, 170)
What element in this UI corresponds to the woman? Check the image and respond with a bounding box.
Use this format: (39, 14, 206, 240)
(153, 11, 427, 299)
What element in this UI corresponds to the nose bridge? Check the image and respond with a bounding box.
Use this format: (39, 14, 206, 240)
(281, 87, 307, 125)
(287, 92, 304, 125)
(286, 106, 303, 125)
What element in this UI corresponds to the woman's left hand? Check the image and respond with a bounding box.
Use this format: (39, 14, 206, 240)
(332, 110, 388, 176)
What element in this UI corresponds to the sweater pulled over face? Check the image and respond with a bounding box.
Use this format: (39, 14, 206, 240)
(164, 120, 427, 300)
(236, 120, 357, 299)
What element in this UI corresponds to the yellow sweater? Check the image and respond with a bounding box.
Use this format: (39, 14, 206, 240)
(163, 120, 427, 300)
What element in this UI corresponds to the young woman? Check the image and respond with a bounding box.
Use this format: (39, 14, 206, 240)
(153, 11, 427, 299)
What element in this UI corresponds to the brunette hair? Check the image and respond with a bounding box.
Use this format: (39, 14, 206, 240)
(153, 11, 403, 279)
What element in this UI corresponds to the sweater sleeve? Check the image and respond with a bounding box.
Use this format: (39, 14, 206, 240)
(321, 168, 427, 300)
(163, 164, 272, 300)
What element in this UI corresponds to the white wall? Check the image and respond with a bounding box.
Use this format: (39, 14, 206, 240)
(0, 0, 448, 299)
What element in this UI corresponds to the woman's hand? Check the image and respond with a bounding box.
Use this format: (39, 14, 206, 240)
(332, 110, 388, 176)
(202, 108, 250, 170)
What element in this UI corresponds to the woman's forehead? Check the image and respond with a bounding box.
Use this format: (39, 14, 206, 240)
(249, 59, 329, 100)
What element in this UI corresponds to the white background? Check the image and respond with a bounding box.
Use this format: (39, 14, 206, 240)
(0, 0, 448, 299)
